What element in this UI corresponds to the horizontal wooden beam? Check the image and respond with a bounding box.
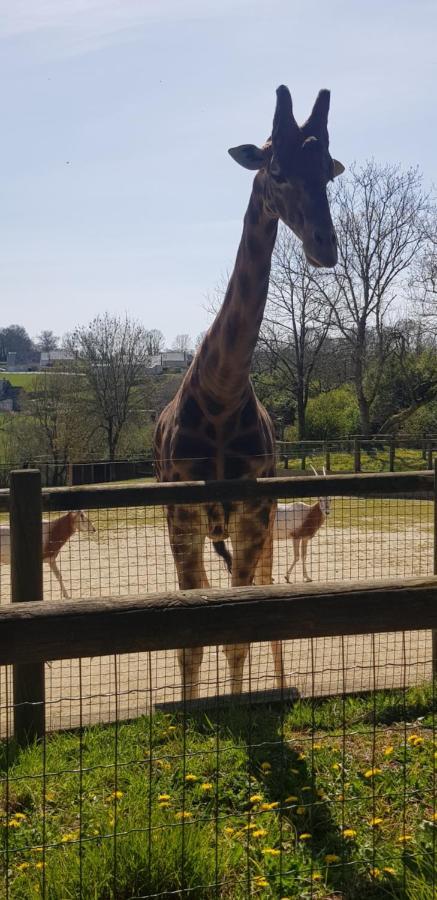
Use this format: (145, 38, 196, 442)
(0, 471, 432, 513)
(0, 576, 436, 665)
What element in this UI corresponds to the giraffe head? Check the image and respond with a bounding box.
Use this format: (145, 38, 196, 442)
(228, 85, 344, 268)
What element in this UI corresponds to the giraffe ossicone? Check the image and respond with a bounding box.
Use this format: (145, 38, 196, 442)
(154, 85, 344, 700)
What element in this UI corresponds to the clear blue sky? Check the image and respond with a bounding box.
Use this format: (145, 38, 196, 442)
(0, 0, 436, 346)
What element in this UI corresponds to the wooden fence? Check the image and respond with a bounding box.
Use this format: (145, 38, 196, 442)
(1, 467, 437, 745)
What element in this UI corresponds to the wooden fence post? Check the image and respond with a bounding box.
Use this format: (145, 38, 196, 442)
(433, 459, 437, 678)
(389, 437, 395, 473)
(324, 442, 331, 473)
(10, 470, 45, 744)
(427, 440, 433, 470)
(354, 439, 361, 473)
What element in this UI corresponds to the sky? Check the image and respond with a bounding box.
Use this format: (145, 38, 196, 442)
(0, 0, 436, 346)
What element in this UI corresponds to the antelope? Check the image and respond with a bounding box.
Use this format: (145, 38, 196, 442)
(0, 510, 96, 599)
(274, 466, 330, 583)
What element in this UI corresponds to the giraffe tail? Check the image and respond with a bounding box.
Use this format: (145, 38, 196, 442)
(213, 541, 233, 574)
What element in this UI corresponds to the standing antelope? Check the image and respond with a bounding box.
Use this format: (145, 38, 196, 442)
(0, 510, 96, 599)
(274, 467, 330, 583)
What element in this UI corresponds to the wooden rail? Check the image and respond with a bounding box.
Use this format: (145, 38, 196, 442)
(1, 576, 437, 666)
(0, 469, 433, 513)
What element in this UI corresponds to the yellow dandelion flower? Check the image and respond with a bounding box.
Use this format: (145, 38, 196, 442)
(158, 793, 170, 801)
(16, 862, 30, 871)
(8, 819, 21, 828)
(297, 753, 306, 761)
(200, 782, 213, 791)
(35, 862, 45, 870)
(342, 829, 357, 839)
(167, 725, 177, 732)
(370, 867, 381, 878)
(253, 828, 267, 838)
(61, 832, 79, 843)
(45, 792, 56, 801)
(364, 768, 382, 778)
(107, 790, 123, 801)
(312, 872, 322, 882)
(296, 806, 305, 815)
(263, 847, 280, 856)
(407, 733, 421, 745)
(260, 762, 271, 772)
(397, 833, 413, 843)
(313, 743, 322, 751)
(259, 801, 279, 811)
(254, 877, 269, 887)
(370, 817, 383, 827)
(332, 763, 341, 771)
(383, 746, 394, 756)
(249, 794, 263, 804)
(383, 867, 396, 876)
(432, 812, 437, 822)
(32, 848, 43, 853)
(224, 826, 235, 835)
(299, 832, 312, 841)
(284, 795, 298, 803)
(13, 813, 26, 820)
(175, 811, 193, 820)
(242, 823, 257, 831)
(325, 854, 340, 864)
(185, 774, 198, 783)
(158, 801, 170, 809)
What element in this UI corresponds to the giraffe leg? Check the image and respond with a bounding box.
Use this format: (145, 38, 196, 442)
(167, 507, 209, 701)
(253, 523, 288, 691)
(302, 538, 312, 582)
(223, 501, 271, 694)
(285, 537, 300, 583)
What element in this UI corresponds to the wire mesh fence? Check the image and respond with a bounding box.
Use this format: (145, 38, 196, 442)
(1, 636, 436, 898)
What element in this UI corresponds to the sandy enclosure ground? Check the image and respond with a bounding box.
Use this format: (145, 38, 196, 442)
(0, 498, 434, 735)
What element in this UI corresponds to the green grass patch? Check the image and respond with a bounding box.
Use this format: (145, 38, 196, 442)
(2, 685, 436, 898)
(278, 447, 429, 474)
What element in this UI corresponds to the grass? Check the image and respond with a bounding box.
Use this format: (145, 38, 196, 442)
(278, 447, 430, 474)
(2, 684, 436, 898)
(0, 373, 48, 389)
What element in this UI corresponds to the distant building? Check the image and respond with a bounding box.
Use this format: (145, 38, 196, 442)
(5, 350, 39, 371)
(39, 349, 76, 368)
(146, 350, 193, 374)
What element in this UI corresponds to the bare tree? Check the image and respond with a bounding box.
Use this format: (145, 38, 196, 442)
(256, 229, 334, 439)
(35, 330, 58, 352)
(145, 329, 165, 356)
(70, 313, 149, 461)
(323, 161, 430, 436)
(172, 333, 191, 352)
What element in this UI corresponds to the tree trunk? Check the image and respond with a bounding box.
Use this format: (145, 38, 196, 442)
(296, 392, 306, 441)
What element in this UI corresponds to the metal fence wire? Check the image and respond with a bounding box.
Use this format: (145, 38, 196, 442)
(0, 469, 436, 898)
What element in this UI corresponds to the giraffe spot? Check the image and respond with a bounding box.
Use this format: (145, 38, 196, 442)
(173, 433, 212, 461)
(238, 271, 250, 299)
(265, 216, 278, 236)
(259, 507, 271, 528)
(248, 234, 261, 259)
(205, 422, 216, 440)
(179, 394, 204, 429)
(190, 459, 216, 480)
(237, 567, 250, 582)
(175, 507, 192, 523)
(208, 348, 219, 369)
(247, 199, 260, 226)
(240, 396, 257, 428)
(205, 395, 224, 416)
(224, 456, 249, 479)
(228, 432, 264, 456)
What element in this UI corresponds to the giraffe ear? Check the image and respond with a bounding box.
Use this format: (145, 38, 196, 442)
(332, 158, 345, 178)
(228, 144, 268, 170)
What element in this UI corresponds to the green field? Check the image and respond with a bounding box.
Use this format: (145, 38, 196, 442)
(2, 685, 436, 899)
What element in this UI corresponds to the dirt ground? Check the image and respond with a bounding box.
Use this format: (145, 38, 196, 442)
(0, 506, 434, 736)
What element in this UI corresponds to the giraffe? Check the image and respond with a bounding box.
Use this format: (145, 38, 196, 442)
(154, 85, 344, 699)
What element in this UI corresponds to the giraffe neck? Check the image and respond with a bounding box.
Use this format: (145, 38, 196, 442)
(195, 172, 278, 405)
